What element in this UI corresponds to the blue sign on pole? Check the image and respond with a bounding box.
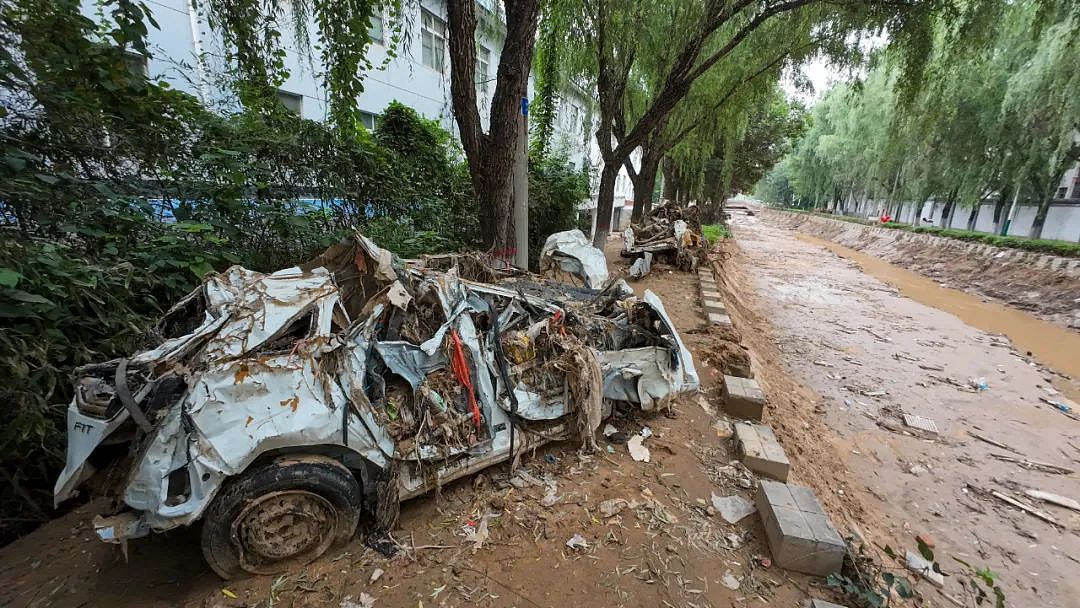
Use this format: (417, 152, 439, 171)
(520, 97, 529, 117)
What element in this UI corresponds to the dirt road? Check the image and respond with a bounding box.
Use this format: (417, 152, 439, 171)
(725, 214, 1080, 608)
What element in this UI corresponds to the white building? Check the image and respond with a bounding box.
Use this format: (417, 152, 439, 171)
(82, 0, 638, 230)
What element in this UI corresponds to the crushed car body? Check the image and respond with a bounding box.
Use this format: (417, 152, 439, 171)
(55, 232, 698, 576)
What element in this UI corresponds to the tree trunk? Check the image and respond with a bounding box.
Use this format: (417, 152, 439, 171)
(1029, 194, 1052, 239)
(630, 152, 662, 223)
(965, 203, 980, 231)
(991, 187, 1010, 234)
(592, 161, 619, 248)
(662, 157, 677, 203)
(446, 0, 540, 255)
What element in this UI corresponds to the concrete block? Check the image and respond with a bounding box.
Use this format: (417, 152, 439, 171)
(701, 289, 723, 300)
(734, 422, 790, 481)
(722, 375, 764, 421)
(757, 479, 845, 576)
(808, 600, 849, 608)
(703, 300, 727, 315)
(708, 312, 733, 327)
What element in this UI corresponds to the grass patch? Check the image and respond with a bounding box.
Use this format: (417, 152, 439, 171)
(702, 224, 731, 243)
(777, 208, 1080, 257)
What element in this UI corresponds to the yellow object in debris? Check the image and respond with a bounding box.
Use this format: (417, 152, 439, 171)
(221, 588, 238, 599)
(504, 331, 535, 364)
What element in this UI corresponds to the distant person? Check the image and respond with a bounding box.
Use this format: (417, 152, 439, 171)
(879, 212, 891, 223)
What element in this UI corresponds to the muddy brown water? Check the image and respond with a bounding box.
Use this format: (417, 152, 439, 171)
(798, 234, 1080, 400)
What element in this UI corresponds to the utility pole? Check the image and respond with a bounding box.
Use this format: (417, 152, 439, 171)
(513, 97, 529, 270)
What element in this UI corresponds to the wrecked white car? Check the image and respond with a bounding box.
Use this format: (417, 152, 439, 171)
(55, 234, 698, 578)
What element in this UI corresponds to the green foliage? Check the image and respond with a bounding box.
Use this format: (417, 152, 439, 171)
(701, 224, 731, 243)
(528, 152, 590, 269)
(757, 0, 1080, 238)
(0, 0, 473, 541)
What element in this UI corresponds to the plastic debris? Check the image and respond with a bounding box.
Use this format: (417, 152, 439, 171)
(598, 498, 630, 518)
(721, 570, 741, 590)
(905, 551, 945, 587)
(368, 568, 384, 584)
(627, 435, 651, 462)
(565, 534, 588, 550)
(968, 377, 989, 391)
(711, 494, 756, 524)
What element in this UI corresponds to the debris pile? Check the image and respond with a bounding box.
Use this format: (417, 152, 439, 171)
(56, 230, 699, 564)
(621, 204, 705, 278)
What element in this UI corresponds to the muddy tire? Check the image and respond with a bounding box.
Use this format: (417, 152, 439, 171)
(200, 455, 362, 579)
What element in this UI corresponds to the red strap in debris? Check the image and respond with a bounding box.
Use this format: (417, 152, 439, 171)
(449, 329, 483, 430)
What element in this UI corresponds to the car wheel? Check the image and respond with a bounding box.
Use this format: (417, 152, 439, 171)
(201, 455, 362, 579)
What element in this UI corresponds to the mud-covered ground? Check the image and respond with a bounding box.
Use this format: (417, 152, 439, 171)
(726, 214, 1080, 608)
(0, 244, 826, 608)
(770, 211, 1080, 330)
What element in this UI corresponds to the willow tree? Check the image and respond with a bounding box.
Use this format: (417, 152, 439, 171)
(760, 0, 1079, 235)
(202, 0, 408, 135)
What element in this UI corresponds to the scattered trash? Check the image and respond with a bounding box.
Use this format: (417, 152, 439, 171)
(902, 414, 939, 437)
(968, 484, 1060, 527)
(462, 513, 496, 550)
(918, 363, 945, 371)
(365, 532, 398, 558)
(1040, 396, 1076, 417)
(598, 498, 631, 518)
(1024, 489, 1080, 512)
(602, 423, 618, 437)
(710, 494, 756, 524)
(221, 588, 238, 599)
(989, 453, 1074, 475)
(812, 360, 835, 368)
(755, 556, 772, 568)
(543, 454, 559, 464)
(341, 592, 376, 608)
(905, 551, 945, 587)
(721, 570, 741, 590)
(967, 377, 989, 391)
(713, 418, 734, 439)
(639, 426, 653, 439)
(908, 464, 927, 476)
(565, 534, 589, 550)
(628, 435, 651, 462)
(539, 484, 560, 507)
(368, 568, 384, 584)
(967, 430, 1019, 454)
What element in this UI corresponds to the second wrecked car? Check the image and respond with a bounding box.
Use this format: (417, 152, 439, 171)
(54, 233, 698, 578)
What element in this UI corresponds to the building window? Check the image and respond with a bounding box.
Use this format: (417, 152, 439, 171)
(477, 44, 490, 91)
(370, 12, 384, 44)
(421, 9, 446, 72)
(122, 50, 148, 77)
(277, 89, 303, 116)
(1057, 187, 1068, 199)
(1071, 179, 1080, 199)
(360, 111, 378, 131)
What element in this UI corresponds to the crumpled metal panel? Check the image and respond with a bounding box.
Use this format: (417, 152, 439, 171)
(539, 229, 610, 289)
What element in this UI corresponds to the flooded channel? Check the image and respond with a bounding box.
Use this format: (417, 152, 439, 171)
(797, 234, 1080, 391)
